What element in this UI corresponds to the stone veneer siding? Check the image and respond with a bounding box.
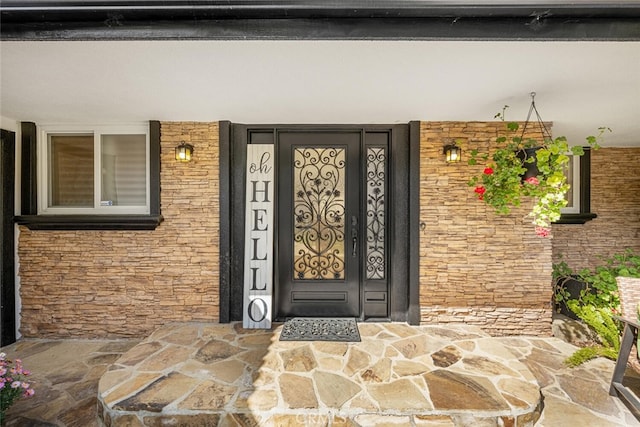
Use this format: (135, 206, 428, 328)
(17, 122, 220, 338)
(419, 122, 553, 336)
(17, 120, 560, 338)
(552, 147, 640, 269)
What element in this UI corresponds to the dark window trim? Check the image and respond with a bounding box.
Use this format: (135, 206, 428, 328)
(1, 128, 17, 346)
(20, 122, 37, 215)
(408, 120, 421, 325)
(556, 147, 597, 225)
(16, 120, 163, 230)
(219, 120, 231, 323)
(15, 214, 163, 230)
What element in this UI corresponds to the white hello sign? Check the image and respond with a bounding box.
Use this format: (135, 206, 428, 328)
(242, 144, 274, 329)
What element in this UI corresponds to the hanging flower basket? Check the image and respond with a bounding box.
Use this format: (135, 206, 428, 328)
(468, 93, 609, 237)
(516, 147, 542, 181)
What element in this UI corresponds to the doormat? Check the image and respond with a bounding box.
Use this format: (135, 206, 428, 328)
(279, 318, 361, 342)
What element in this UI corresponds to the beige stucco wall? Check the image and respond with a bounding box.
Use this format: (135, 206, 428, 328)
(552, 147, 640, 270)
(419, 122, 553, 336)
(17, 122, 220, 338)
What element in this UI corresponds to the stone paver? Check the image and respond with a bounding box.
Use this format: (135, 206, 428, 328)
(498, 335, 640, 427)
(1, 339, 139, 426)
(1, 320, 639, 426)
(94, 322, 543, 426)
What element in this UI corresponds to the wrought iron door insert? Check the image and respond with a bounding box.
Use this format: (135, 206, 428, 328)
(277, 129, 390, 319)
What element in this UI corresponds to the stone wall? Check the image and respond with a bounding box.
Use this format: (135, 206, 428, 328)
(17, 122, 220, 338)
(552, 147, 640, 270)
(419, 122, 553, 336)
(17, 120, 565, 338)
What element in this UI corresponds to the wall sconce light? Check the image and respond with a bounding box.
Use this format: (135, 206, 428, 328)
(443, 144, 462, 163)
(175, 142, 194, 162)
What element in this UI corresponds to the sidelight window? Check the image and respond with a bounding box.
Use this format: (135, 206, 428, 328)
(366, 146, 386, 280)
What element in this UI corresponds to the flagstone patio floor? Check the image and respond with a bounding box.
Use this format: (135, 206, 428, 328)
(2, 321, 640, 426)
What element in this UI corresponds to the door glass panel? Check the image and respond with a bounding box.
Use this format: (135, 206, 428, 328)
(366, 147, 386, 280)
(293, 147, 345, 280)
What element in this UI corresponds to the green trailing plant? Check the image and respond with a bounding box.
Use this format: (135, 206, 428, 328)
(553, 250, 640, 313)
(552, 260, 575, 307)
(468, 102, 608, 237)
(553, 250, 640, 366)
(565, 346, 619, 368)
(564, 301, 620, 367)
(568, 301, 620, 350)
(577, 250, 640, 311)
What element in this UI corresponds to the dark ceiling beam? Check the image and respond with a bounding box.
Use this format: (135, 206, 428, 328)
(3, 1, 640, 19)
(2, 1, 640, 40)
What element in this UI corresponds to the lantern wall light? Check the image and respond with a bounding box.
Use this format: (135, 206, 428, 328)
(175, 142, 194, 162)
(443, 143, 462, 163)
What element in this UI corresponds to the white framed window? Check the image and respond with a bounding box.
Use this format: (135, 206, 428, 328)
(38, 124, 150, 215)
(562, 154, 581, 214)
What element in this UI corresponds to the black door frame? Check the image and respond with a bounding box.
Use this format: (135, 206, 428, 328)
(220, 122, 420, 324)
(1, 129, 17, 346)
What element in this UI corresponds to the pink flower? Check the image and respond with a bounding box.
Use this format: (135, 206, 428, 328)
(11, 381, 21, 389)
(535, 226, 550, 237)
(24, 388, 35, 397)
(483, 167, 494, 175)
(524, 176, 540, 185)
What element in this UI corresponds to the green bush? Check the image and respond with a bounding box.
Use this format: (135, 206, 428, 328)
(564, 346, 619, 368)
(563, 301, 620, 366)
(552, 249, 640, 367)
(553, 249, 640, 312)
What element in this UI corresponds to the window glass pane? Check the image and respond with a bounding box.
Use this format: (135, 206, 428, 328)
(48, 134, 94, 207)
(564, 156, 574, 208)
(101, 134, 147, 206)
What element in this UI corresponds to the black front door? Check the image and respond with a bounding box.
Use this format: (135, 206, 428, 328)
(224, 122, 418, 325)
(277, 131, 361, 318)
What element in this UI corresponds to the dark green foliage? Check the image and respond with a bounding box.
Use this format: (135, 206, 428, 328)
(553, 249, 640, 311)
(552, 250, 640, 367)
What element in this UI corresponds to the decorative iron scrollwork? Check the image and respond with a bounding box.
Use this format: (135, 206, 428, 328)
(366, 147, 386, 280)
(293, 147, 346, 280)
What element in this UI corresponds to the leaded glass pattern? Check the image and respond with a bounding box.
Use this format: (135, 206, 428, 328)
(366, 147, 386, 280)
(293, 147, 346, 280)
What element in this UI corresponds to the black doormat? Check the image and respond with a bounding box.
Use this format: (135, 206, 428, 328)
(279, 318, 361, 342)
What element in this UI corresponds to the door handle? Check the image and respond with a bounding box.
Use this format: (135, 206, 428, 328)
(351, 216, 358, 257)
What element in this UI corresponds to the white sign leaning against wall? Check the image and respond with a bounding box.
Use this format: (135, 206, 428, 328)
(242, 144, 274, 329)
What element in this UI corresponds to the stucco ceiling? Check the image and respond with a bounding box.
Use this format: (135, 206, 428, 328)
(1, 40, 639, 146)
